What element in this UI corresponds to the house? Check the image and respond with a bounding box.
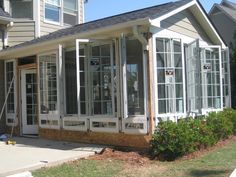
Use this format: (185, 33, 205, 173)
(0, 0, 85, 132)
(209, 0, 234, 108)
(0, 0, 230, 148)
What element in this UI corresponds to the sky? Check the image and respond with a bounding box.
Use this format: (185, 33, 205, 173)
(84, 0, 236, 22)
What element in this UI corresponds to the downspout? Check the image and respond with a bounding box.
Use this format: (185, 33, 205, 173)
(3, 21, 13, 48)
(132, 26, 154, 135)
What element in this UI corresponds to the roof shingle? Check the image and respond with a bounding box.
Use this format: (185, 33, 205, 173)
(1, 0, 193, 52)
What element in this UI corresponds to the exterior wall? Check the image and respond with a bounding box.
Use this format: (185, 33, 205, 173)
(209, 10, 236, 46)
(40, 0, 64, 36)
(39, 129, 151, 149)
(8, 21, 35, 47)
(161, 9, 211, 43)
(0, 60, 5, 133)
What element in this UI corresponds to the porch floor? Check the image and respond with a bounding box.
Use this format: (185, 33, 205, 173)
(0, 136, 105, 176)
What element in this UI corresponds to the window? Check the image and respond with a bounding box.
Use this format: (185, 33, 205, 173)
(126, 39, 145, 116)
(45, 0, 61, 23)
(5, 61, 15, 114)
(10, 0, 33, 19)
(45, 0, 78, 25)
(0, 0, 3, 9)
(156, 38, 184, 114)
(65, 50, 78, 114)
(201, 48, 221, 109)
(63, 0, 77, 25)
(39, 54, 58, 114)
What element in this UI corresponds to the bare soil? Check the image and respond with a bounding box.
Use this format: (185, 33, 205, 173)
(89, 135, 236, 164)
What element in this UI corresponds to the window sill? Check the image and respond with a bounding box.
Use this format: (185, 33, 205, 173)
(43, 20, 62, 27)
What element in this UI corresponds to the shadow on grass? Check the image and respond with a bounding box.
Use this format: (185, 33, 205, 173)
(189, 169, 229, 177)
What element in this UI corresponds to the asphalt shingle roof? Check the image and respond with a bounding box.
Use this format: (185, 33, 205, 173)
(0, 7, 10, 18)
(1, 0, 193, 52)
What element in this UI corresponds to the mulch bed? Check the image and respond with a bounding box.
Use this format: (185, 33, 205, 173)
(89, 135, 236, 164)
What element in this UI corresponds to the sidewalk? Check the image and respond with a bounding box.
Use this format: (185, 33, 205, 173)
(0, 137, 104, 177)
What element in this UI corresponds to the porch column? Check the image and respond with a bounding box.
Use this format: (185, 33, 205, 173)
(147, 33, 155, 134)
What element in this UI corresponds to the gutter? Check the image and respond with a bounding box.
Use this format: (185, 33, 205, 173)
(0, 18, 150, 58)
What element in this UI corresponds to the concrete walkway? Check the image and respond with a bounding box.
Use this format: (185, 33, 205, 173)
(0, 137, 104, 177)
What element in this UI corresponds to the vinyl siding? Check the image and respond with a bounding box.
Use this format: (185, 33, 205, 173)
(161, 10, 211, 42)
(40, 0, 65, 36)
(8, 21, 35, 47)
(0, 60, 5, 133)
(209, 10, 236, 46)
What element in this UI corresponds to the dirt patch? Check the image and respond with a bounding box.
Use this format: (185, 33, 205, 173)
(90, 148, 150, 166)
(89, 135, 236, 164)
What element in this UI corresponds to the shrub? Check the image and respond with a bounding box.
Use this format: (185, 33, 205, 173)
(206, 112, 233, 140)
(150, 109, 236, 161)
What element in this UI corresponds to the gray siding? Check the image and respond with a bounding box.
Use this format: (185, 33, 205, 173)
(209, 11, 236, 46)
(40, 0, 65, 36)
(161, 10, 211, 42)
(8, 21, 35, 47)
(0, 60, 5, 133)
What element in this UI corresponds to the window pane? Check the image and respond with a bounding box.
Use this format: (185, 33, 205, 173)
(45, 4, 60, 22)
(46, 0, 60, 6)
(6, 62, 15, 114)
(63, 13, 77, 25)
(39, 54, 58, 114)
(64, 0, 77, 11)
(126, 39, 144, 115)
(10, 0, 33, 19)
(65, 50, 78, 114)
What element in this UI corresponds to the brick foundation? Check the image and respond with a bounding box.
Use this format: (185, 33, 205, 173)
(39, 128, 151, 149)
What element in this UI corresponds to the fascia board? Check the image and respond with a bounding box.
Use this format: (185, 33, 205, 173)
(0, 18, 150, 58)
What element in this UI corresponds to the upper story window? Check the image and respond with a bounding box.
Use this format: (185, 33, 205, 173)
(45, 0, 61, 23)
(45, 0, 78, 25)
(10, 0, 33, 19)
(0, 0, 3, 9)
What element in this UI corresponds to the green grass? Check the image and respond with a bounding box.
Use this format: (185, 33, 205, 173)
(33, 140, 236, 177)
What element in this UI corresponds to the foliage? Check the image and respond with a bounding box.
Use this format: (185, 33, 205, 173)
(150, 109, 236, 161)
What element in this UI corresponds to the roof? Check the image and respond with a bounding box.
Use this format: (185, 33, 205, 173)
(1, 0, 193, 52)
(0, 7, 10, 18)
(210, 0, 236, 22)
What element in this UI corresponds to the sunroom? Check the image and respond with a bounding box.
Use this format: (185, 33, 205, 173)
(0, 0, 231, 148)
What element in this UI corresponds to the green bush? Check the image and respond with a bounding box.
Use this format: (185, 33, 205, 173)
(206, 112, 233, 140)
(150, 109, 236, 161)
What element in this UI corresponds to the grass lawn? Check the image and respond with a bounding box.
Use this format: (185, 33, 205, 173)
(33, 139, 236, 177)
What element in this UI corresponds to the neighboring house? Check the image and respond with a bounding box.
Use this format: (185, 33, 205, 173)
(0, 0, 230, 148)
(209, 0, 235, 108)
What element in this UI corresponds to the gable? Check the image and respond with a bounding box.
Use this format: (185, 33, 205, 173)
(160, 9, 212, 43)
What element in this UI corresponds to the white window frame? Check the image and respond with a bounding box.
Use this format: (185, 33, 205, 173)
(153, 36, 186, 122)
(4, 59, 17, 126)
(44, 0, 79, 26)
(120, 36, 148, 134)
(38, 51, 60, 129)
(199, 45, 223, 114)
(44, 0, 62, 25)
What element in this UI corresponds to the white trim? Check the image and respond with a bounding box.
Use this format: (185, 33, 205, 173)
(4, 59, 17, 127)
(21, 69, 38, 134)
(194, 3, 226, 48)
(34, 0, 40, 37)
(38, 51, 60, 130)
(155, 0, 196, 22)
(90, 118, 119, 133)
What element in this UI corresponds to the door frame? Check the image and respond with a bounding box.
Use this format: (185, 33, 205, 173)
(20, 68, 38, 135)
